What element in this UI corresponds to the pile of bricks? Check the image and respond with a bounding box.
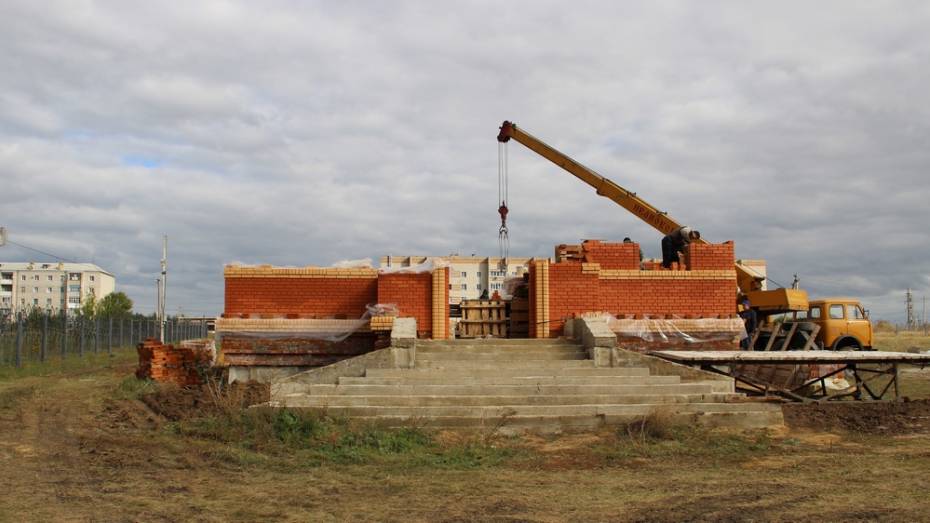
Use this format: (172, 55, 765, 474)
(370, 316, 395, 331)
(580, 240, 640, 270)
(136, 338, 212, 386)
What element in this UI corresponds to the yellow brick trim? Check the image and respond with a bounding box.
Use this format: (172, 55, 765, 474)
(431, 269, 448, 339)
(590, 269, 736, 280)
(215, 318, 371, 333)
(224, 265, 378, 279)
(533, 260, 550, 338)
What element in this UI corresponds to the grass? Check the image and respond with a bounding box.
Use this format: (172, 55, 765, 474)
(873, 330, 930, 352)
(0, 349, 136, 381)
(171, 407, 519, 469)
(4, 360, 930, 521)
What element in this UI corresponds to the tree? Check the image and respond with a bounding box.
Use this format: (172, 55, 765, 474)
(96, 292, 133, 318)
(80, 294, 98, 318)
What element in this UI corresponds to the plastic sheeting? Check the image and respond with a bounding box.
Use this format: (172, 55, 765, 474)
(607, 314, 748, 345)
(217, 303, 400, 343)
(378, 257, 448, 274)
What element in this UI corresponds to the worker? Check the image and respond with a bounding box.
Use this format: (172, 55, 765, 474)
(739, 297, 758, 350)
(661, 226, 700, 269)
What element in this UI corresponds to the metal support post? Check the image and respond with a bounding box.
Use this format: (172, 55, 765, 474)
(40, 312, 48, 362)
(14, 314, 23, 368)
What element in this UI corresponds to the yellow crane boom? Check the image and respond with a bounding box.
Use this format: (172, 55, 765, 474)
(496, 120, 806, 311)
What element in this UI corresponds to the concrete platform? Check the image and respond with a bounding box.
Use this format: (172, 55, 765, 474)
(268, 338, 783, 432)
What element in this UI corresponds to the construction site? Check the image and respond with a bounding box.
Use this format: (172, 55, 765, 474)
(3, 120, 930, 521)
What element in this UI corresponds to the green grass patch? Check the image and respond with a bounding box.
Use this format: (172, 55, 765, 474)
(113, 376, 158, 400)
(171, 407, 518, 469)
(0, 349, 136, 381)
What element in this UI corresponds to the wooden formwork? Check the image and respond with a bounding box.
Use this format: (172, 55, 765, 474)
(458, 300, 507, 338)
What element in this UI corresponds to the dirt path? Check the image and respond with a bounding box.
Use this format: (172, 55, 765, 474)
(2, 364, 930, 522)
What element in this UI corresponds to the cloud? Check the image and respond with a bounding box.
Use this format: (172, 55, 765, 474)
(1, 1, 928, 321)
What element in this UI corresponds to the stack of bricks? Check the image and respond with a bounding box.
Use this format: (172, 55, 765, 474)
(370, 316, 395, 331)
(554, 244, 584, 263)
(136, 338, 212, 386)
(580, 240, 640, 269)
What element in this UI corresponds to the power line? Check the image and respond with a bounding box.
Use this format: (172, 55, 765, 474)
(4, 239, 76, 263)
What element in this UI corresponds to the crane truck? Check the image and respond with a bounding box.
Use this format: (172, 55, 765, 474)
(496, 120, 872, 350)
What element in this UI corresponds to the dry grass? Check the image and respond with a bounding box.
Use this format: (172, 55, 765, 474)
(2, 360, 930, 522)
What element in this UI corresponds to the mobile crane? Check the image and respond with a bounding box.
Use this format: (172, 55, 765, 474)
(497, 120, 872, 350)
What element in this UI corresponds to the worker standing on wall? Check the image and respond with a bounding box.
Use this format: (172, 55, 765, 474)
(661, 226, 700, 269)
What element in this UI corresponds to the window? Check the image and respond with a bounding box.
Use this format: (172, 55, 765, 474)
(89, 275, 95, 282)
(33, 287, 38, 293)
(60, 286, 65, 293)
(847, 304, 864, 320)
(19, 286, 24, 293)
(795, 310, 808, 320)
(46, 298, 52, 306)
(21, 275, 25, 281)
(47, 287, 53, 293)
(68, 297, 80, 304)
(809, 307, 821, 319)
(33, 298, 38, 305)
(491, 283, 502, 290)
(461, 284, 467, 290)
(477, 283, 482, 290)
(460, 272, 467, 278)
(33, 275, 40, 281)
(69, 285, 80, 293)
(448, 284, 452, 290)
(829, 305, 844, 319)
(47, 275, 53, 281)
(477, 272, 481, 278)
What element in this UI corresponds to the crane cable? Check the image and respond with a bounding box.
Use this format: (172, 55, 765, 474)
(497, 141, 509, 259)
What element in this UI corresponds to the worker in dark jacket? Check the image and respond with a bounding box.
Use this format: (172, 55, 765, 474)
(661, 226, 700, 268)
(739, 297, 758, 349)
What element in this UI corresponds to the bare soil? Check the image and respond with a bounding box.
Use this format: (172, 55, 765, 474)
(783, 399, 930, 434)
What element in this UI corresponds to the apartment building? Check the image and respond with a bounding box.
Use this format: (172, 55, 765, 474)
(379, 255, 533, 304)
(0, 262, 115, 316)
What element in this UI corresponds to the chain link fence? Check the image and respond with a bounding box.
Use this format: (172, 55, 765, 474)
(0, 311, 208, 367)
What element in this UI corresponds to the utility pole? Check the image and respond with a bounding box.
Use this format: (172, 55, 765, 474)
(159, 235, 167, 343)
(923, 295, 927, 335)
(906, 288, 916, 330)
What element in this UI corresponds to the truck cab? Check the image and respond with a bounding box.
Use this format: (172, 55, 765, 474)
(794, 298, 873, 350)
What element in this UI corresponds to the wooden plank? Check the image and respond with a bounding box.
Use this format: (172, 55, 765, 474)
(650, 350, 930, 364)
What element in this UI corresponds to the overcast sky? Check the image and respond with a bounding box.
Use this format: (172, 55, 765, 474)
(1, 1, 928, 321)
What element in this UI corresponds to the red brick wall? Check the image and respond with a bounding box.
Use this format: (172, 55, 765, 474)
(581, 240, 640, 269)
(225, 277, 377, 317)
(548, 263, 599, 334)
(377, 272, 433, 338)
(545, 241, 738, 336)
(685, 242, 734, 270)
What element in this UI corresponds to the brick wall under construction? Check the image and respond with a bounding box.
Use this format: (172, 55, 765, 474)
(531, 241, 739, 338)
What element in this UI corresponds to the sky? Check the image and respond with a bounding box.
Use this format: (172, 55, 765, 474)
(1, 1, 928, 321)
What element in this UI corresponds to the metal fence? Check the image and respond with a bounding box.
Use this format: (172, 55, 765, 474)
(0, 311, 208, 367)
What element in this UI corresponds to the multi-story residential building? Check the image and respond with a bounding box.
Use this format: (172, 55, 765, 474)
(379, 255, 534, 304)
(0, 262, 115, 317)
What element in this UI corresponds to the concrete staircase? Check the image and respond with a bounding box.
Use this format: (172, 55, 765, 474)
(270, 339, 783, 433)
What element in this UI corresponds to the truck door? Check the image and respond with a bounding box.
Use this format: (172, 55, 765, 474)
(845, 303, 872, 349)
(825, 304, 846, 348)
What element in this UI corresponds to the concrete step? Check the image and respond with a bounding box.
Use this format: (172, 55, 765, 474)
(418, 338, 578, 347)
(278, 401, 776, 420)
(416, 351, 587, 361)
(415, 360, 596, 370)
(281, 403, 784, 432)
(302, 382, 718, 396)
(365, 367, 651, 378)
(417, 347, 588, 356)
(337, 375, 681, 386)
(417, 345, 584, 353)
(281, 392, 743, 407)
